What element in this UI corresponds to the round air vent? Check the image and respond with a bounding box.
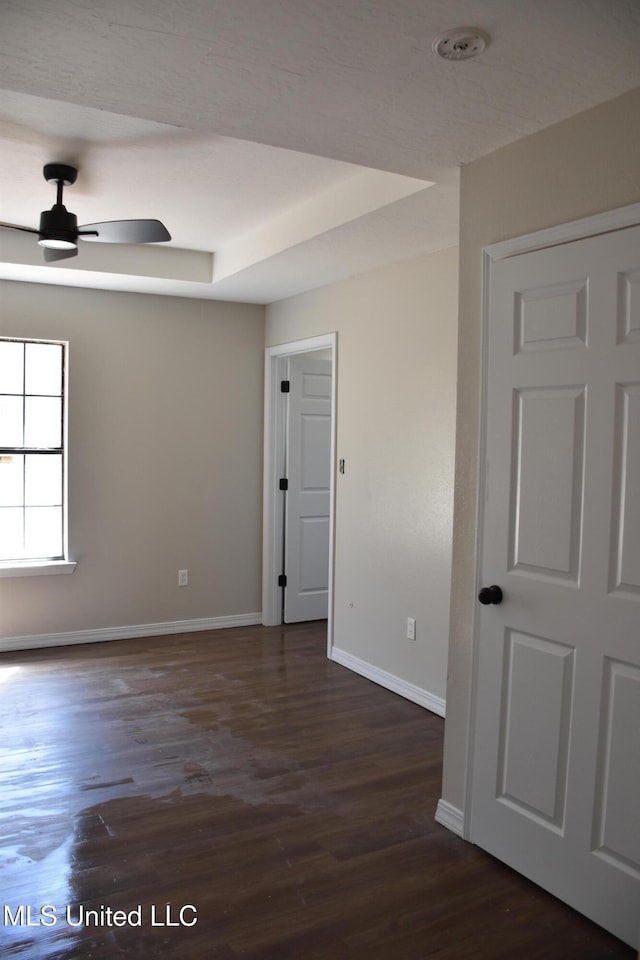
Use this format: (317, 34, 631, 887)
(432, 28, 489, 61)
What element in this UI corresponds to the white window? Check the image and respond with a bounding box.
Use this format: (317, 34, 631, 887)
(0, 338, 70, 569)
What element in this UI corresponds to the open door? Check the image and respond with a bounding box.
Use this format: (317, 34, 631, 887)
(470, 221, 640, 948)
(283, 351, 332, 623)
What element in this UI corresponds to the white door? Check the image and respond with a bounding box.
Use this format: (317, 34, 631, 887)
(284, 352, 332, 623)
(471, 224, 640, 948)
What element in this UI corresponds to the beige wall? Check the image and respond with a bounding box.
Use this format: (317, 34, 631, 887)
(443, 87, 640, 813)
(0, 281, 265, 640)
(267, 245, 459, 705)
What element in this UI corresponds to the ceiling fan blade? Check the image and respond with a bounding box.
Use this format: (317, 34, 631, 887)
(78, 219, 171, 244)
(44, 246, 78, 263)
(0, 221, 39, 235)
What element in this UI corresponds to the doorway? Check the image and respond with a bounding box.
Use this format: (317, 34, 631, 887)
(262, 334, 337, 656)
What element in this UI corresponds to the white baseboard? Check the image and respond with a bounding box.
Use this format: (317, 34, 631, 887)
(330, 646, 446, 717)
(435, 799, 465, 837)
(0, 612, 263, 652)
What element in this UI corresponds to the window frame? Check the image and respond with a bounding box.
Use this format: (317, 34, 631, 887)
(0, 336, 76, 578)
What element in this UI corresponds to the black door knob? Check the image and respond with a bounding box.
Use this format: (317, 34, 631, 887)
(478, 585, 503, 605)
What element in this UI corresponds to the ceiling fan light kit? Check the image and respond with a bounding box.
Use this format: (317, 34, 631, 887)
(38, 207, 78, 250)
(1, 163, 171, 262)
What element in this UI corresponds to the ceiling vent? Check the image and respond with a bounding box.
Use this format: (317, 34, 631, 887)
(432, 28, 489, 61)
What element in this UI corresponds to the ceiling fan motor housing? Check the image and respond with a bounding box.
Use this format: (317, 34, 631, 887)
(39, 204, 78, 246)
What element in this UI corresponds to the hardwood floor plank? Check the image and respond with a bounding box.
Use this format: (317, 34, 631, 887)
(0, 621, 634, 959)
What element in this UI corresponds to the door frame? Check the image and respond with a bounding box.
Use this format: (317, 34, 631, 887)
(465, 200, 640, 842)
(262, 333, 337, 656)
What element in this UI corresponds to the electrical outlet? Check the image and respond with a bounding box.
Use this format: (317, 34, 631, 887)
(407, 617, 416, 641)
(178, 569, 189, 587)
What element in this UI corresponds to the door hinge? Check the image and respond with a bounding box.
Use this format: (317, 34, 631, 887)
(280, 380, 290, 393)
(279, 478, 288, 491)
(278, 574, 287, 587)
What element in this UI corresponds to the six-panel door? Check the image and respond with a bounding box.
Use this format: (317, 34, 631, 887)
(471, 225, 640, 948)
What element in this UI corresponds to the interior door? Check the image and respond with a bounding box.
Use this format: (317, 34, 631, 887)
(284, 351, 332, 623)
(471, 224, 640, 948)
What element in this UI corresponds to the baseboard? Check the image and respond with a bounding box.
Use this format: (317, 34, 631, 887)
(330, 646, 446, 717)
(435, 799, 465, 837)
(0, 612, 263, 652)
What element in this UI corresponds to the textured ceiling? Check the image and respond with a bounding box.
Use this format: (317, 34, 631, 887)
(0, 0, 639, 302)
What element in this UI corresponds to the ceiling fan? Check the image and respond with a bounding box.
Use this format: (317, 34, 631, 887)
(0, 163, 171, 262)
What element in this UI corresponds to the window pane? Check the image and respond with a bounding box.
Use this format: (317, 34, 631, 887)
(25, 343, 63, 396)
(24, 397, 62, 448)
(0, 395, 24, 446)
(0, 507, 24, 560)
(0, 455, 24, 507)
(25, 455, 62, 506)
(25, 507, 62, 559)
(0, 341, 24, 394)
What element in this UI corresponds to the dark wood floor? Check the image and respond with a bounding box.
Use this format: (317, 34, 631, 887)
(0, 621, 634, 959)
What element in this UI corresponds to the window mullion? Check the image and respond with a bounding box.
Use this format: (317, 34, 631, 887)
(0, 448, 63, 455)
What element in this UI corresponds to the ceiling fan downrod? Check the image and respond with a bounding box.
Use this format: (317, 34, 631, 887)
(39, 163, 81, 249)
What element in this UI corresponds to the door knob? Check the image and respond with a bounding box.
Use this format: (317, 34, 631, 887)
(478, 585, 503, 605)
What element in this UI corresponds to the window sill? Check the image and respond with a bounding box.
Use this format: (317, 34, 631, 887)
(0, 561, 77, 579)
